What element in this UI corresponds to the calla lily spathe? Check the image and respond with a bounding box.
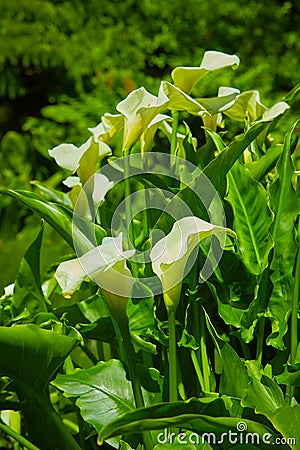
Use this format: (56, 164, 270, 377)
(223, 90, 290, 123)
(55, 234, 135, 321)
(64, 173, 114, 207)
(150, 216, 235, 312)
(171, 51, 240, 94)
(116, 86, 169, 152)
(88, 113, 124, 144)
(48, 137, 111, 173)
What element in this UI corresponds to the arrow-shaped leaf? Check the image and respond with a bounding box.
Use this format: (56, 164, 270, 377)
(267, 121, 300, 349)
(226, 161, 273, 275)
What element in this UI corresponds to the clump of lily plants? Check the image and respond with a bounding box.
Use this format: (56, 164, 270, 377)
(0, 51, 300, 450)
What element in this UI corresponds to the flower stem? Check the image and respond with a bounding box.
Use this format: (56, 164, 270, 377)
(170, 111, 179, 157)
(0, 422, 40, 450)
(199, 307, 211, 392)
(123, 151, 135, 250)
(118, 319, 153, 450)
(255, 316, 265, 365)
(287, 218, 300, 403)
(168, 310, 178, 402)
(291, 219, 300, 365)
(123, 150, 139, 278)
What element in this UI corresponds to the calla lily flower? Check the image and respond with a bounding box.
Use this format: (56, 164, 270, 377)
(141, 113, 172, 153)
(160, 81, 209, 115)
(223, 90, 266, 122)
(55, 234, 134, 321)
(88, 113, 124, 144)
(262, 101, 290, 121)
(150, 216, 235, 313)
(200, 86, 240, 131)
(223, 90, 290, 123)
(64, 173, 114, 207)
(171, 51, 240, 94)
(48, 137, 112, 173)
(116, 86, 169, 152)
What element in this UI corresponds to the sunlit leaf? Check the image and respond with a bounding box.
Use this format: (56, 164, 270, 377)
(226, 161, 273, 275)
(267, 121, 300, 349)
(13, 225, 46, 314)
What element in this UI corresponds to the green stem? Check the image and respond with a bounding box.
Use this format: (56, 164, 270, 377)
(118, 319, 153, 450)
(256, 316, 265, 365)
(291, 220, 300, 365)
(80, 343, 98, 365)
(199, 307, 211, 392)
(170, 111, 179, 157)
(190, 350, 205, 392)
(123, 150, 139, 278)
(168, 310, 178, 402)
(287, 219, 300, 403)
(0, 421, 40, 450)
(123, 150, 135, 249)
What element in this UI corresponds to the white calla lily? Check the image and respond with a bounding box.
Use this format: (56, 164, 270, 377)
(150, 216, 235, 312)
(92, 173, 114, 206)
(88, 113, 124, 144)
(63, 173, 113, 211)
(200, 86, 240, 130)
(116, 86, 169, 152)
(160, 81, 209, 115)
(55, 234, 135, 321)
(171, 51, 240, 94)
(262, 101, 290, 121)
(48, 137, 112, 173)
(223, 90, 266, 122)
(49, 138, 92, 172)
(141, 113, 172, 153)
(63, 176, 81, 188)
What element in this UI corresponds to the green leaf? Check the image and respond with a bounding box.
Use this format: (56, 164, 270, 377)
(0, 324, 81, 450)
(205, 311, 249, 399)
(0, 324, 80, 387)
(13, 225, 47, 314)
(242, 360, 300, 449)
(52, 359, 136, 447)
(203, 121, 271, 195)
(246, 145, 283, 181)
(226, 161, 273, 275)
(276, 363, 300, 387)
(30, 180, 73, 207)
(267, 121, 300, 349)
(0, 189, 106, 253)
(98, 397, 274, 445)
(242, 361, 285, 415)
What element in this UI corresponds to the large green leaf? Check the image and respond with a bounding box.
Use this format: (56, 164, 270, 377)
(246, 144, 282, 181)
(0, 324, 80, 387)
(226, 161, 273, 275)
(0, 324, 81, 450)
(267, 122, 300, 349)
(242, 360, 300, 449)
(52, 359, 136, 448)
(205, 312, 249, 399)
(98, 397, 275, 447)
(0, 189, 106, 253)
(13, 225, 47, 314)
(203, 121, 271, 195)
